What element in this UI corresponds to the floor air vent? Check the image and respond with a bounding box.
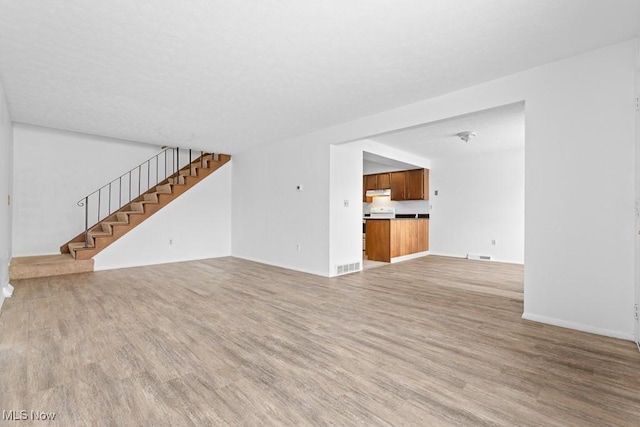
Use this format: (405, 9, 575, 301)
(336, 262, 361, 275)
(467, 254, 492, 261)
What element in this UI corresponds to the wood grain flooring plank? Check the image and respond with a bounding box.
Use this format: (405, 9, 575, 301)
(1, 255, 639, 425)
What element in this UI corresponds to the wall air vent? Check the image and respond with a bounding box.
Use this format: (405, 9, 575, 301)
(336, 262, 361, 275)
(467, 254, 492, 261)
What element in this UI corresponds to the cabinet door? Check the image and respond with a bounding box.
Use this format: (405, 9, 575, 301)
(389, 219, 429, 258)
(377, 173, 390, 189)
(364, 175, 378, 191)
(423, 169, 429, 200)
(404, 169, 424, 200)
(390, 172, 405, 200)
(366, 220, 390, 262)
(363, 177, 373, 202)
(363, 177, 367, 202)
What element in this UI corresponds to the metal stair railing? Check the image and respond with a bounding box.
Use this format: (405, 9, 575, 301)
(77, 147, 206, 248)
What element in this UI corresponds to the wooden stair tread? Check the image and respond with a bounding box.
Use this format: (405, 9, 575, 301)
(116, 212, 129, 223)
(11, 254, 77, 266)
(69, 242, 94, 250)
(88, 231, 111, 237)
(102, 221, 128, 227)
(155, 184, 172, 193)
(9, 254, 94, 280)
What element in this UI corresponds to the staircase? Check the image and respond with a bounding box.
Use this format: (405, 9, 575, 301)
(61, 150, 230, 260)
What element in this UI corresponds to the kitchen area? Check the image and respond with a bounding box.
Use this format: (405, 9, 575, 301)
(363, 164, 430, 265)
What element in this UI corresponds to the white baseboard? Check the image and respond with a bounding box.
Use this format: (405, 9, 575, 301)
(96, 253, 330, 277)
(390, 251, 430, 263)
(0, 282, 14, 311)
(94, 253, 232, 271)
(428, 252, 468, 259)
(231, 255, 330, 277)
(522, 312, 634, 341)
(429, 252, 523, 264)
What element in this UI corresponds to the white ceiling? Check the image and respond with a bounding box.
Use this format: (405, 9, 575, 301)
(370, 102, 525, 161)
(363, 152, 422, 174)
(0, 1, 638, 154)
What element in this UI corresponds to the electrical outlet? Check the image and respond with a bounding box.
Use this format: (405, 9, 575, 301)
(491, 240, 497, 245)
(343, 200, 349, 207)
(296, 243, 301, 251)
(169, 239, 174, 245)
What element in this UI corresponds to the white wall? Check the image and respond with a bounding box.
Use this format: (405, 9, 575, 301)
(12, 124, 160, 256)
(429, 147, 524, 263)
(520, 42, 635, 339)
(0, 78, 13, 309)
(94, 163, 232, 270)
(329, 143, 363, 275)
(231, 138, 330, 276)
(260, 39, 636, 339)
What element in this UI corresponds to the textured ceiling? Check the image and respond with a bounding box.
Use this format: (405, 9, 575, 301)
(363, 152, 423, 175)
(0, 1, 638, 154)
(371, 102, 525, 160)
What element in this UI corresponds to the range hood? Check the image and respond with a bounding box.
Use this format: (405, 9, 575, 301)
(365, 189, 391, 197)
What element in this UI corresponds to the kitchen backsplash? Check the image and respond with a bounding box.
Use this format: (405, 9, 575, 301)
(363, 196, 430, 215)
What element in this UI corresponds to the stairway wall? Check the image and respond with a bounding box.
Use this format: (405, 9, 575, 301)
(93, 162, 231, 270)
(0, 78, 12, 308)
(12, 123, 161, 256)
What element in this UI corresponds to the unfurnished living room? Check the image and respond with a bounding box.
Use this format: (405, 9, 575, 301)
(1, 1, 640, 425)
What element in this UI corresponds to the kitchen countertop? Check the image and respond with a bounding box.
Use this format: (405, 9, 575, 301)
(364, 214, 429, 220)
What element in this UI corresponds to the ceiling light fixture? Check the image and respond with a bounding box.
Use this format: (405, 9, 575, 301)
(457, 131, 476, 143)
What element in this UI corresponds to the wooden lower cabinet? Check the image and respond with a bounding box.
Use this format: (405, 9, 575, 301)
(365, 219, 390, 262)
(366, 219, 429, 262)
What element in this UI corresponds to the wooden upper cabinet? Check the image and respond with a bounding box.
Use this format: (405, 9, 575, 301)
(363, 173, 391, 201)
(363, 175, 376, 202)
(404, 169, 429, 200)
(364, 174, 378, 191)
(377, 173, 390, 189)
(363, 177, 368, 202)
(390, 172, 405, 200)
(364, 169, 429, 201)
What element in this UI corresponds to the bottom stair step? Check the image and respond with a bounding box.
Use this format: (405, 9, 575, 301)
(9, 254, 94, 280)
(69, 242, 94, 251)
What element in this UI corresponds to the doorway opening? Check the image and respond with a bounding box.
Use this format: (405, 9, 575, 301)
(359, 102, 526, 292)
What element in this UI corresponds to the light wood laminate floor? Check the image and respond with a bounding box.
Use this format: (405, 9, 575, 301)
(1, 256, 639, 426)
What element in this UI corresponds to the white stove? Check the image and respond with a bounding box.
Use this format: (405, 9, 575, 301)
(368, 206, 396, 219)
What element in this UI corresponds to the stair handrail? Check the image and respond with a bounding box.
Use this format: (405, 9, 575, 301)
(76, 147, 206, 247)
